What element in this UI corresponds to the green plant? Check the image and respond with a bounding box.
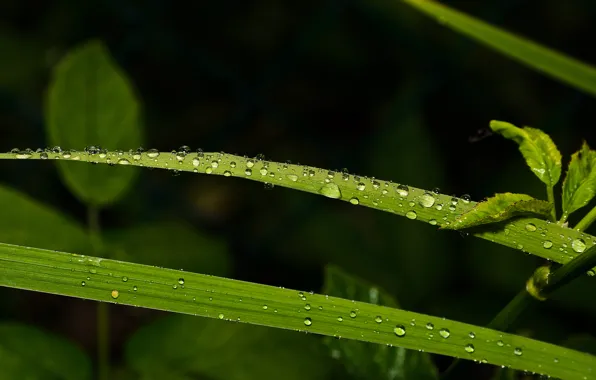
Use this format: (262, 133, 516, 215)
(2, 1, 596, 379)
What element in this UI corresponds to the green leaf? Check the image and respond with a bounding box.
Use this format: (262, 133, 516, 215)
(0, 322, 92, 380)
(323, 265, 438, 380)
(1, 242, 595, 379)
(105, 221, 231, 277)
(442, 193, 552, 230)
(126, 315, 333, 380)
(402, 0, 596, 98)
(45, 39, 144, 206)
(490, 121, 562, 188)
(0, 184, 91, 253)
(562, 142, 596, 219)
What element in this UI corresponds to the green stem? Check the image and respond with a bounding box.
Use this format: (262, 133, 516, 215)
(547, 185, 557, 222)
(541, 245, 596, 297)
(88, 206, 109, 380)
(574, 205, 596, 232)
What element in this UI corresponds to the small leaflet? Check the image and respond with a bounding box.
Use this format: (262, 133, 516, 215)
(490, 121, 562, 188)
(442, 193, 552, 230)
(562, 141, 596, 218)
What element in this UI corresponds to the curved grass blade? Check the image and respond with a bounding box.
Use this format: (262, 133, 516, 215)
(402, 0, 596, 98)
(0, 242, 594, 379)
(442, 193, 552, 230)
(562, 142, 596, 222)
(490, 121, 562, 189)
(1, 149, 595, 269)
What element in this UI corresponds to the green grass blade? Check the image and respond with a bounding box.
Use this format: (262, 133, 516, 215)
(1, 242, 594, 379)
(1, 149, 594, 269)
(402, 0, 596, 97)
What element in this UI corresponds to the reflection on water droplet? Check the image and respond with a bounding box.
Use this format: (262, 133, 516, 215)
(319, 183, 342, 199)
(40, 152, 49, 160)
(464, 344, 475, 353)
(147, 149, 160, 158)
(393, 325, 406, 337)
(375, 316, 383, 323)
(426, 322, 434, 330)
(469, 332, 476, 339)
(350, 310, 357, 318)
(406, 211, 417, 220)
(218, 313, 224, 319)
(304, 304, 311, 311)
(304, 317, 312, 326)
(514, 347, 523, 356)
(262, 305, 268, 310)
(356, 182, 366, 191)
(81, 281, 86, 286)
(286, 174, 298, 182)
(118, 158, 130, 165)
(337, 316, 343, 322)
(525, 223, 537, 232)
(111, 290, 119, 299)
(192, 158, 200, 167)
(133, 286, 138, 291)
(429, 219, 437, 226)
(572, 239, 586, 253)
(211, 161, 219, 169)
(244, 168, 252, 176)
(419, 193, 436, 208)
(439, 328, 450, 338)
(496, 340, 504, 347)
(543, 240, 553, 249)
(462, 194, 471, 204)
(396, 185, 409, 197)
(178, 278, 185, 285)
(223, 170, 232, 177)
(349, 197, 359, 205)
(122, 276, 128, 282)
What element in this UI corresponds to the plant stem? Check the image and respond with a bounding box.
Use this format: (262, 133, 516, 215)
(574, 205, 596, 232)
(88, 206, 109, 380)
(547, 185, 557, 222)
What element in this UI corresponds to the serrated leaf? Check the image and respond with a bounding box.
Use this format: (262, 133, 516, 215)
(442, 193, 552, 230)
(323, 265, 438, 380)
(45, 39, 144, 206)
(562, 141, 596, 219)
(490, 121, 562, 188)
(0, 322, 92, 380)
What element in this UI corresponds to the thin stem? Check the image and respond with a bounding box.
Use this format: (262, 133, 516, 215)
(574, 205, 596, 232)
(542, 245, 596, 297)
(547, 185, 557, 222)
(88, 206, 109, 380)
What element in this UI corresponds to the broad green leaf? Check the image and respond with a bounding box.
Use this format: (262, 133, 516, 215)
(0, 184, 91, 253)
(126, 315, 333, 380)
(402, 0, 596, 98)
(105, 221, 231, 277)
(562, 142, 596, 219)
(0, 322, 91, 380)
(1, 242, 595, 379)
(323, 265, 438, 380)
(45, 39, 143, 206)
(490, 121, 562, 188)
(442, 193, 552, 230)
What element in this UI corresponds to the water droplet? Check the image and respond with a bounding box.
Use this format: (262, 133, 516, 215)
(40, 152, 49, 160)
(147, 149, 160, 158)
(356, 182, 366, 191)
(572, 239, 586, 253)
(349, 311, 357, 318)
(396, 185, 409, 197)
(304, 304, 311, 311)
(211, 161, 219, 169)
(464, 344, 475, 353)
(319, 183, 342, 199)
(435, 203, 443, 211)
(192, 158, 200, 167)
(393, 325, 406, 337)
(337, 316, 343, 322)
(122, 276, 128, 282)
(223, 170, 232, 177)
(218, 313, 224, 319)
(429, 219, 437, 226)
(375, 316, 383, 323)
(81, 281, 86, 286)
(541, 240, 553, 249)
(15, 149, 33, 159)
(496, 340, 504, 347)
(469, 332, 476, 339)
(554, 358, 559, 363)
(349, 197, 359, 205)
(462, 194, 471, 204)
(419, 192, 436, 208)
(262, 305, 268, 310)
(259, 167, 268, 176)
(525, 223, 537, 232)
(111, 290, 119, 299)
(244, 168, 252, 176)
(514, 347, 523, 356)
(118, 158, 131, 165)
(178, 278, 185, 285)
(426, 322, 434, 330)
(133, 286, 138, 291)
(286, 174, 298, 182)
(406, 211, 417, 220)
(439, 328, 450, 338)
(304, 317, 312, 326)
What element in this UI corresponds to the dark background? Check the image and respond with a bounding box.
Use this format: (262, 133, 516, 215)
(1, 0, 596, 378)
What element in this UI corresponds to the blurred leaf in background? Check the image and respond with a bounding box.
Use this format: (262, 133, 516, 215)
(125, 314, 335, 380)
(45, 39, 144, 207)
(323, 265, 438, 380)
(105, 220, 231, 276)
(0, 322, 92, 380)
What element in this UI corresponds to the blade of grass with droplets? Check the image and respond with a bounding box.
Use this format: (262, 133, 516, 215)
(1, 149, 595, 268)
(0, 242, 594, 379)
(401, 0, 596, 97)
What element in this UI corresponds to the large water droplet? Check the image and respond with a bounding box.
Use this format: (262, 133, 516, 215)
(469, 332, 476, 339)
(118, 158, 131, 165)
(543, 240, 553, 249)
(304, 317, 312, 326)
(496, 340, 504, 347)
(286, 174, 298, 182)
(426, 322, 434, 330)
(406, 211, 417, 220)
(525, 223, 537, 232)
(81, 281, 86, 286)
(147, 149, 160, 158)
(356, 182, 366, 191)
(464, 344, 475, 353)
(374, 316, 383, 324)
(40, 152, 49, 160)
(514, 347, 523, 356)
(349, 197, 359, 205)
(319, 183, 342, 199)
(192, 158, 200, 167)
(349, 310, 357, 318)
(572, 239, 586, 253)
(439, 328, 450, 338)
(337, 316, 343, 322)
(461, 194, 471, 204)
(396, 185, 409, 197)
(111, 290, 119, 299)
(304, 304, 311, 311)
(393, 325, 406, 337)
(218, 313, 224, 319)
(122, 276, 128, 282)
(419, 192, 436, 208)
